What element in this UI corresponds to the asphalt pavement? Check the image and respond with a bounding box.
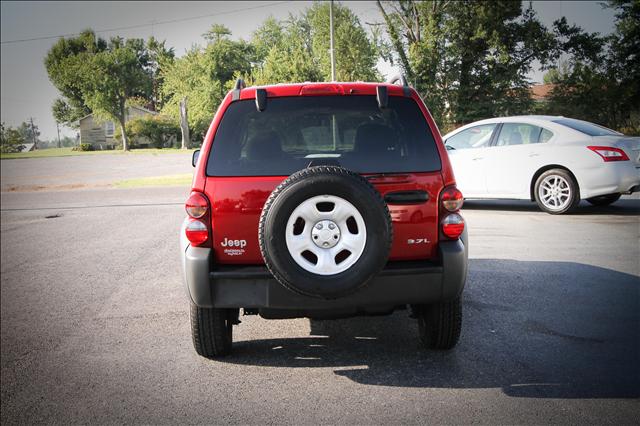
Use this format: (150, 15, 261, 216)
(1, 172, 639, 423)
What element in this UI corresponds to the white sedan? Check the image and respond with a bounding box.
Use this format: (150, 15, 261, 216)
(442, 116, 640, 214)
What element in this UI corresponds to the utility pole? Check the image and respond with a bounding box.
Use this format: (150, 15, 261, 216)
(180, 97, 190, 149)
(329, 0, 336, 82)
(29, 117, 37, 150)
(56, 122, 61, 148)
(329, 0, 337, 150)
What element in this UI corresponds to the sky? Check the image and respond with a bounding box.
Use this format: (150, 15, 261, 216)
(0, 1, 617, 141)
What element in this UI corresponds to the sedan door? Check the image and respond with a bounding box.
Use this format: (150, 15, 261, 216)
(444, 124, 497, 197)
(484, 123, 554, 198)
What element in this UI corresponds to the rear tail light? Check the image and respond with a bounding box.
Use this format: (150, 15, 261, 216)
(439, 185, 465, 240)
(186, 192, 208, 218)
(441, 187, 464, 212)
(185, 220, 209, 246)
(441, 213, 465, 239)
(587, 146, 630, 162)
(185, 191, 211, 247)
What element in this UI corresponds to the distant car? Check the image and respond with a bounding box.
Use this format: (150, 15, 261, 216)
(442, 116, 640, 214)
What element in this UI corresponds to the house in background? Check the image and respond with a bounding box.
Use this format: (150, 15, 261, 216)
(18, 143, 36, 153)
(529, 83, 556, 103)
(78, 105, 157, 150)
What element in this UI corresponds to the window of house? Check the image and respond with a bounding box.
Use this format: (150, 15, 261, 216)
(105, 121, 115, 137)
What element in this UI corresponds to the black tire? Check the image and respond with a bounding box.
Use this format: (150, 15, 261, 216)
(533, 168, 580, 214)
(416, 297, 462, 350)
(190, 303, 234, 358)
(587, 193, 621, 206)
(259, 166, 392, 299)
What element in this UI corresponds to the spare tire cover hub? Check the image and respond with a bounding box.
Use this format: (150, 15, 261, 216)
(285, 195, 366, 275)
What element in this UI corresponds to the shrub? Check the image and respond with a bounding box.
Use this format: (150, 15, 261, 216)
(122, 115, 181, 148)
(72, 143, 94, 151)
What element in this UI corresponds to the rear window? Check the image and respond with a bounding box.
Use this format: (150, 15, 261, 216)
(206, 95, 441, 176)
(552, 118, 620, 137)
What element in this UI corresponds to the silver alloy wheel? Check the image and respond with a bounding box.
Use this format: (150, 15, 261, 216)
(285, 195, 366, 275)
(538, 174, 571, 211)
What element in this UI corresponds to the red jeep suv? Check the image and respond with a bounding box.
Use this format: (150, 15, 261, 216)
(180, 76, 468, 358)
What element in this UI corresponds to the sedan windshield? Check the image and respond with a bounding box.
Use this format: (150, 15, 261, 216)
(552, 118, 620, 137)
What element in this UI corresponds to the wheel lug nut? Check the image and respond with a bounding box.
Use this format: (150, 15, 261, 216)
(328, 223, 335, 230)
(315, 223, 323, 230)
(323, 242, 329, 247)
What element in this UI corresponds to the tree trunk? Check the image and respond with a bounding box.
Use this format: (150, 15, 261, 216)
(120, 119, 129, 151)
(119, 100, 129, 151)
(180, 97, 190, 149)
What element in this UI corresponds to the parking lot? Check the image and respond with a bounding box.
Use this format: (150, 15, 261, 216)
(1, 154, 639, 424)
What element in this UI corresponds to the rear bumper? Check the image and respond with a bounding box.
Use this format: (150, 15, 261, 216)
(576, 162, 640, 199)
(181, 230, 468, 315)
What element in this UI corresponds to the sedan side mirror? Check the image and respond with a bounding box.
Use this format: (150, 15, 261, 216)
(192, 149, 200, 167)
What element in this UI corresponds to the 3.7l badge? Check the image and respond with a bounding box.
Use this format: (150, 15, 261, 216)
(407, 238, 430, 244)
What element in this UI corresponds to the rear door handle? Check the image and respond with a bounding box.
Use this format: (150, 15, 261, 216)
(528, 153, 540, 157)
(472, 157, 483, 161)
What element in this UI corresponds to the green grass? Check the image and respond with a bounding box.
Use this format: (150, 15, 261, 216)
(113, 173, 193, 188)
(0, 147, 196, 159)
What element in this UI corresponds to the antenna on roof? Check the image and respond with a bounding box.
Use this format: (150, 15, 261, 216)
(329, 0, 336, 82)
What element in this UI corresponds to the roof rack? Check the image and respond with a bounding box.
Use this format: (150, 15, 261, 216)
(234, 78, 246, 90)
(384, 73, 411, 97)
(232, 78, 246, 101)
(387, 73, 408, 87)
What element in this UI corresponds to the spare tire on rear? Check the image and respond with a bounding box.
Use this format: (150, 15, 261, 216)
(259, 166, 392, 299)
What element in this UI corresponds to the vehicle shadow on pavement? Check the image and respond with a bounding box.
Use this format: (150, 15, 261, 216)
(226, 259, 639, 399)
(462, 198, 640, 215)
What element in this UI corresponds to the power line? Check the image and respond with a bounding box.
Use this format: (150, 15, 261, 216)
(1, 1, 290, 45)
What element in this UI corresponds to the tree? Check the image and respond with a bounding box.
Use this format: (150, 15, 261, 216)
(252, 17, 285, 63)
(161, 26, 253, 141)
(146, 37, 175, 111)
(46, 31, 174, 147)
(377, 1, 554, 129)
(16, 120, 40, 146)
(203, 24, 233, 44)
(251, 16, 322, 85)
(52, 98, 74, 125)
(45, 30, 107, 126)
(542, 60, 571, 84)
(161, 48, 217, 141)
(305, 2, 379, 81)
(250, 4, 379, 85)
(0, 123, 26, 153)
(541, 1, 639, 133)
(77, 37, 152, 150)
(204, 25, 254, 98)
